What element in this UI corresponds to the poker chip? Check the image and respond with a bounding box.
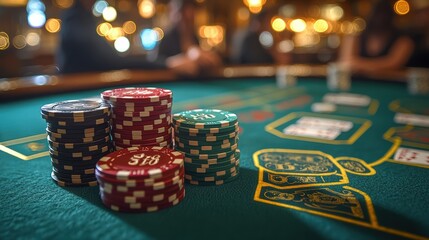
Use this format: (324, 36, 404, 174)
(173, 109, 240, 186)
(41, 99, 113, 187)
(102, 87, 173, 148)
(95, 146, 185, 212)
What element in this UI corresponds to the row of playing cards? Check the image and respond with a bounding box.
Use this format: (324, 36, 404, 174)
(283, 117, 353, 140)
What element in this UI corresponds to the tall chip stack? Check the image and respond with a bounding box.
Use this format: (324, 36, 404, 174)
(40, 99, 113, 187)
(101, 87, 173, 150)
(95, 146, 185, 212)
(172, 109, 240, 186)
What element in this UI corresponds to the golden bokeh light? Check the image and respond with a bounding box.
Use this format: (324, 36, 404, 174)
(313, 19, 329, 33)
(394, 0, 410, 15)
(0, 32, 10, 50)
(102, 6, 117, 22)
(153, 27, 164, 41)
(122, 21, 136, 35)
(340, 21, 354, 34)
(271, 17, 286, 32)
(54, 0, 74, 9)
(323, 4, 344, 21)
(352, 18, 366, 32)
(45, 18, 61, 33)
(290, 18, 306, 32)
(97, 22, 112, 36)
(139, 0, 155, 19)
(106, 27, 124, 41)
(13, 35, 26, 49)
(237, 7, 250, 21)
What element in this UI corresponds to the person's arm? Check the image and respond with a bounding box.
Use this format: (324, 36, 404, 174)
(338, 34, 414, 74)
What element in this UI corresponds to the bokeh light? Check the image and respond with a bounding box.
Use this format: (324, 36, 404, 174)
(13, 35, 27, 49)
(138, 0, 156, 18)
(45, 18, 61, 33)
(114, 36, 130, 52)
(153, 27, 164, 41)
(271, 17, 286, 32)
(102, 6, 117, 22)
(0, 32, 10, 50)
(313, 19, 329, 33)
(122, 21, 137, 35)
(323, 4, 344, 21)
(26, 32, 40, 46)
(259, 31, 273, 48)
(106, 27, 124, 41)
(140, 28, 158, 50)
(97, 22, 112, 36)
(290, 18, 306, 32)
(28, 10, 46, 28)
(93, 0, 108, 17)
(394, 0, 410, 15)
(54, 0, 74, 9)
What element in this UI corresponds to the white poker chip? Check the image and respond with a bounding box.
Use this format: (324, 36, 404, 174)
(311, 102, 336, 113)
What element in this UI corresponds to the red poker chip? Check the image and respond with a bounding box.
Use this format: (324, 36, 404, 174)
(99, 178, 184, 200)
(95, 165, 185, 182)
(114, 134, 171, 145)
(112, 118, 171, 128)
(96, 146, 184, 179)
(112, 104, 172, 113)
(113, 127, 172, 139)
(112, 113, 171, 123)
(100, 185, 184, 205)
(99, 180, 184, 200)
(96, 168, 184, 186)
(112, 109, 171, 119)
(113, 140, 171, 149)
(100, 188, 185, 213)
(101, 87, 173, 103)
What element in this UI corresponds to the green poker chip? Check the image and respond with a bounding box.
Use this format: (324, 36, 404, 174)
(173, 109, 237, 129)
(186, 170, 240, 186)
(176, 130, 239, 142)
(183, 149, 240, 165)
(174, 123, 238, 135)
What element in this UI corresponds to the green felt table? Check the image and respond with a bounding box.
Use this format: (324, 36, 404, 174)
(1, 77, 428, 240)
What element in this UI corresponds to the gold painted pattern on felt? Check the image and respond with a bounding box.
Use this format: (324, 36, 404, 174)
(253, 148, 428, 240)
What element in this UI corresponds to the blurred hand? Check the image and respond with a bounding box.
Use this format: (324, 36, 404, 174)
(166, 54, 199, 77)
(187, 46, 222, 69)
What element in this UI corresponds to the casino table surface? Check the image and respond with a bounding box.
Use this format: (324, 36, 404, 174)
(1, 76, 428, 240)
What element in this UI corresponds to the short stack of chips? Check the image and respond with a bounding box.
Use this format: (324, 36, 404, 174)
(172, 109, 240, 186)
(101, 88, 173, 150)
(40, 99, 113, 187)
(95, 146, 185, 212)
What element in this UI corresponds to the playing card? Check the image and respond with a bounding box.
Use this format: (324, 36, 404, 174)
(394, 113, 429, 127)
(393, 147, 429, 166)
(283, 124, 341, 140)
(323, 93, 371, 107)
(297, 116, 353, 132)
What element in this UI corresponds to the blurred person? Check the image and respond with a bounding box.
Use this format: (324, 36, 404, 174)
(56, 0, 199, 76)
(230, 8, 292, 65)
(157, 0, 222, 74)
(338, 0, 414, 74)
(407, 1, 429, 68)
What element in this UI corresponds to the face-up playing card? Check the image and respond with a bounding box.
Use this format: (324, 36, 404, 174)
(323, 93, 371, 107)
(394, 113, 429, 127)
(393, 147, 429, 166)
(283, 124, 341, 140)
(297, 116, 353, 132)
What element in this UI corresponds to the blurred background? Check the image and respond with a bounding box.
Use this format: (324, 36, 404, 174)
(0, 0, 427, 78)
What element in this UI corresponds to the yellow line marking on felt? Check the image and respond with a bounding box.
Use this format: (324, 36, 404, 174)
(0, 133, 46, 146)
(369, 137, 401, 167)
(0, 144, 49, 161)
(368, 100, 379, 115)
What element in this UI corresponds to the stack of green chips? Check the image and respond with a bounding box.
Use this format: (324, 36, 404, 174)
(172, 109, 240, 186)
